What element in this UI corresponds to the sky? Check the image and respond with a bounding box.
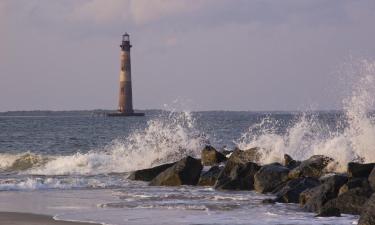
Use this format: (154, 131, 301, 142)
(1, 0, 375, 111)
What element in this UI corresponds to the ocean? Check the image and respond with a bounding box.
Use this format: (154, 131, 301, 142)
(0, 109, 370, 225)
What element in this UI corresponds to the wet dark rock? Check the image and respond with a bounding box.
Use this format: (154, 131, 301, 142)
(262, 198, 276, 204)
(338, 177, 371, 196)
(128, 162, 175, 181)
(288, 155, 333, 179)
(322, 187, 372, 215)
(284, 154, 301, 169)
(231, 147, 260, 163)
(301, 174, 348, 212)
(358, 193, 375, 225)
(149, 156, 203, 186)
(214, 148, 261, 190)
(254, 163, 290, 193)
(369, 168, 375, 191)
(348, 162, 375, 178)
(198, 166, 223, 186)
(201, 145, 227, 166)
(274, 177, 320, 203)
(215, 161, 261, 190)
(316, 207, 341, 217)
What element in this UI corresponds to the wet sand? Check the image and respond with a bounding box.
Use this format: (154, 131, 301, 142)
(0, 212, 101, 225)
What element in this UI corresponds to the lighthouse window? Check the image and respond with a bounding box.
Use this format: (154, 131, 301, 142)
(121, 88, 125, 94)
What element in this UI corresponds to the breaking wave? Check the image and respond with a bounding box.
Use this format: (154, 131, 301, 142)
(0, 111, 207, 175)
(236, 59, 375, 171)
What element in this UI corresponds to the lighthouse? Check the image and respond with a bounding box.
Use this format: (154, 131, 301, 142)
(108, 33, 144, 117)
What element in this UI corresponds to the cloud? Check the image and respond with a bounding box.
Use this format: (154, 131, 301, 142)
(69, 0, 130, 24)
(129, 0, 200, 25)
(68, 0, 213, 26)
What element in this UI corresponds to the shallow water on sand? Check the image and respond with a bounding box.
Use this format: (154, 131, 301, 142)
(0, 183, 358, 225)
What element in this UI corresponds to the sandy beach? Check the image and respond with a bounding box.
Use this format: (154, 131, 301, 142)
(0, 212, 101, 225)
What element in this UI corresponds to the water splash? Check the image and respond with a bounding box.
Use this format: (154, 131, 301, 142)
(236, 59, 375, 171)
(25, 110, 207, 175)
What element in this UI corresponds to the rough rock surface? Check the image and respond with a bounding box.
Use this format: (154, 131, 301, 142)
(288, 155, 333, 179)
(322, 187, 372, 215)
(230, 147, 260, 163)
(149, 156, 203, 186)
(128, 163, 175, 181)
(338, 178, 370, 196)
(254, 163, 290, 193)
(198, 166, 223, 186)
(369, 168, 375, 191)
(201, 145, 227, 166)
(274, 177, 320, 203)
(215, 161, 261, 190)
(300, 174, 348, 212)
(316, 207, 341, 217)
(358, 193, 375, 225)
(348, 162, 375, 178)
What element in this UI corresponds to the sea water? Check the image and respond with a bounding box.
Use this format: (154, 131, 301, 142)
(1, 60, 375, 224)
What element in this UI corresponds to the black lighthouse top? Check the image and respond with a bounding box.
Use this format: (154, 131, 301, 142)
(120, 33, 132, 51)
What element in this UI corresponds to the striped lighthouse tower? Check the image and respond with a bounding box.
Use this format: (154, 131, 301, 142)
(108, 33, 144, 117)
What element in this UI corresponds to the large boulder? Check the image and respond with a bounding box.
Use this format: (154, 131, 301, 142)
(288, 155, 333, 179)
(198, 166, 223, 186)
(149, 156, 203, 186)
(201, 145, 227, 166)
(338, 177, 371, 196)
(348, 162, 375, 178)
(230, 147, 260, 163)
(369, 168, 375, 191)
(214, 148, 261, 190)
(300, 174, 348, 212)
(215, 161, 261, 190)
(358, 193, 375, 225)
(254, 163, 290, 193)
(128, 162, 175, 181)
(322, 187, 372, 215)
(274, 177, 320, 203)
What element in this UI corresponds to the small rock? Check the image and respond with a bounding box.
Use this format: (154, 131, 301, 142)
(128, 162, 175, 181)
(348, 162, 375, 178)
(316, 207, 341, 217)
(149, 156, 203, 186)
(262, 198, 276, 204)
(201, 145, 227, 166)
(358, 193, 375, 225)
(198, 166, 223, 186)
(254, 163, 290, 193)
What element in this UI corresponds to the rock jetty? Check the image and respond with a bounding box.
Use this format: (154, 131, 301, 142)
(128, 145, 375, 223)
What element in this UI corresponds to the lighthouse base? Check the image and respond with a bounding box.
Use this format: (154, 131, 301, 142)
(107, 112, 145, 117)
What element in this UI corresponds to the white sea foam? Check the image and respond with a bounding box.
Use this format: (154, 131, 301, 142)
(25, 111, 207, 175)
(236, 60, 375, 171)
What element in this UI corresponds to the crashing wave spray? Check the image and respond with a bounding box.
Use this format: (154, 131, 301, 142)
(26, 110, 207, 175)
(236, 59, 375, 171)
